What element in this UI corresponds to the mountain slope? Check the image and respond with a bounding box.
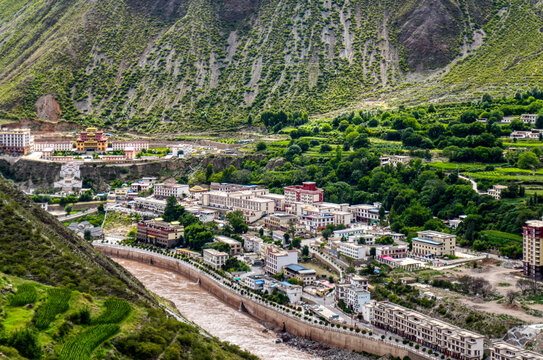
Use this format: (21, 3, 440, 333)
(0, 176, 258, 359)
(0, 0, 540, 130)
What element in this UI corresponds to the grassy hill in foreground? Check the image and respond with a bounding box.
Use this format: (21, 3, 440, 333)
(0, 177, 257, 360)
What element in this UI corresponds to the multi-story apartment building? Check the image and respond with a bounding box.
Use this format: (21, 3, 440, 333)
(264, 246, 298, 275)
(365, 228, 406, 242)
(264, 213, 297, 231)
(336, 275, 370, 313)
(523, 220, 543, 280)
(131, 177, 157, 192)
(345, 287, 371, 313)
(487, 185, 508, 200)
(215, 235, 242, 256)
(284, 182, 323, 205)
(376, 245, 408, 259)
(412, 230, 456, 258)
(75, 127, 108, 152)
(134, 197, 166, 214)
(349, 203, 384, 223)
(112, 141, 149, 152)
(34, 141, 73, 152)
(243, 235, 264, 253)
(203, 249, 229, 270)
(372, 301, 484, 360)
(379, 155, 410, 167)
(338, 242, 366, 260)
(333, 227, 369, 239)
(490, 341, 543, 360)
(259, 193, 286, 211)
(301, 211, 353, 232)
(0, 128, 34, 154)
(521, 114, 538, 125)
(210, 182, 258, 192)
(136, 219, 184, 248)
(200, 189, 275, 222)
(154, 183, 190, 199)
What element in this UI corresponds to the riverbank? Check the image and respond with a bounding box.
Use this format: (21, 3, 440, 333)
(96, 244, 432, 360)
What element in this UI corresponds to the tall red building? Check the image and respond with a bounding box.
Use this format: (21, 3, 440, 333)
(284, 182, 324, 205)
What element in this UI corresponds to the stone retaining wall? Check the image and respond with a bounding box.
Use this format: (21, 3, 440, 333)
(96, 245, 432, 360)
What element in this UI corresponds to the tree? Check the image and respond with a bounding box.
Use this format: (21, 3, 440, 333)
(163, 195, 184, 222)
(518, 151, 540, 170)
(291, 237, 301, 249)
(285, 145, 302, 160)
(185, 224, 213, 251)
(369, 247, 376, 257)
(322, 228, 333, 240)
(302, 245, 309, 257)
(226, 211, 248, 234)
(84, 229, 92, 241)
(65, 205, 72, 215)
(256, 142, 267, 151)
(536, 114, 543, 129)
(205, 163, 214, 182)
(375, 236, 394, 245)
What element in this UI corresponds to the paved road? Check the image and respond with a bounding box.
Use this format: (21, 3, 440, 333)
(58, 208, 97, 222)
(458, 175, 485, 195)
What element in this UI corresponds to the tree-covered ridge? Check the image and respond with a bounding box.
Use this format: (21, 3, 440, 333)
(0, 0, 526, 130)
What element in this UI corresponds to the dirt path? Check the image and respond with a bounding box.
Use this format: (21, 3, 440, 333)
(460, 298, 542, 324)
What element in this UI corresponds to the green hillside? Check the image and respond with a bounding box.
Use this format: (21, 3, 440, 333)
(0, 177, 257, 359)
(0, 0, 542, 130)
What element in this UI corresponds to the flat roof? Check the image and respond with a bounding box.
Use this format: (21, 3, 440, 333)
(284, 263, 315, 273)
(412, 237, 442, 246)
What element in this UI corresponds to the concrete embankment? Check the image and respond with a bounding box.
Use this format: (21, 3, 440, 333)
(95, 245, 432, 360)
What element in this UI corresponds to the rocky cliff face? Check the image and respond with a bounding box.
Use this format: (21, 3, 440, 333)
(0, 154, 264, 192)
(0, 0, 539, 130)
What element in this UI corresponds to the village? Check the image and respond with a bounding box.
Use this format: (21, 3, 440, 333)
(2, 126, 543, 359)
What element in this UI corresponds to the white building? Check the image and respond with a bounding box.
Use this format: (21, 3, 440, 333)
(490, 341, 543, 360)
(243, 235, 264, 253)
(131, 177, 157, 192)
(349, 203, 383, 223)
(199, 210, 216, 223)
(487, 184, 508, 200)
(34, 141, 73, 152)
(338, 242, 366, 260)
(0, 128, 34, 154)
(333, 226, 370, 239)
(172, 144, 193, 158)
(203, 249, 229, 270)
(112, 141, 149, 152)
(134, 197, 166, 213)
(373, 301, 484, 360)
(278, 282, 302, 303)
(201, 189, 275, 222)
(379, 155, 409, 167)
(521, 114, 538, 125)
(264, 246, 298, 275)
(154, 183, 190, 199)
(345, 287, 371, 313)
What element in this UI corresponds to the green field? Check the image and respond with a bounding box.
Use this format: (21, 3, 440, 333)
(33, 288, 72, 330)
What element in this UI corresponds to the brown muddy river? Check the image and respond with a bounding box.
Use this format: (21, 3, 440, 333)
(114, 258, 320, 360)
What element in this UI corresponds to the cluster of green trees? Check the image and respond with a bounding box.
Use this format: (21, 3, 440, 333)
(260, 110, 308, 132)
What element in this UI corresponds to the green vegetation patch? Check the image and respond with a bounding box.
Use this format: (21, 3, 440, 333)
(59, 324, 120, 360)
(9, 284, 37, 306)
(91, 298, 131, 325)
(33, 288, 71, 330)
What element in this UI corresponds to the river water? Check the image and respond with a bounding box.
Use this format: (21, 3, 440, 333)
(114, 258, 320, 360)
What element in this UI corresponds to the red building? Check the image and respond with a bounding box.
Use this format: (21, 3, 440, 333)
(284, 182, 323, 205)
(136, 219, 184, 248)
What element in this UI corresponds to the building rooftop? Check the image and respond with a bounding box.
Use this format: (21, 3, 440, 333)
(284, 263, 316, 274)
(412, 237, 442, 246)
(203, 249, 229, 257)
